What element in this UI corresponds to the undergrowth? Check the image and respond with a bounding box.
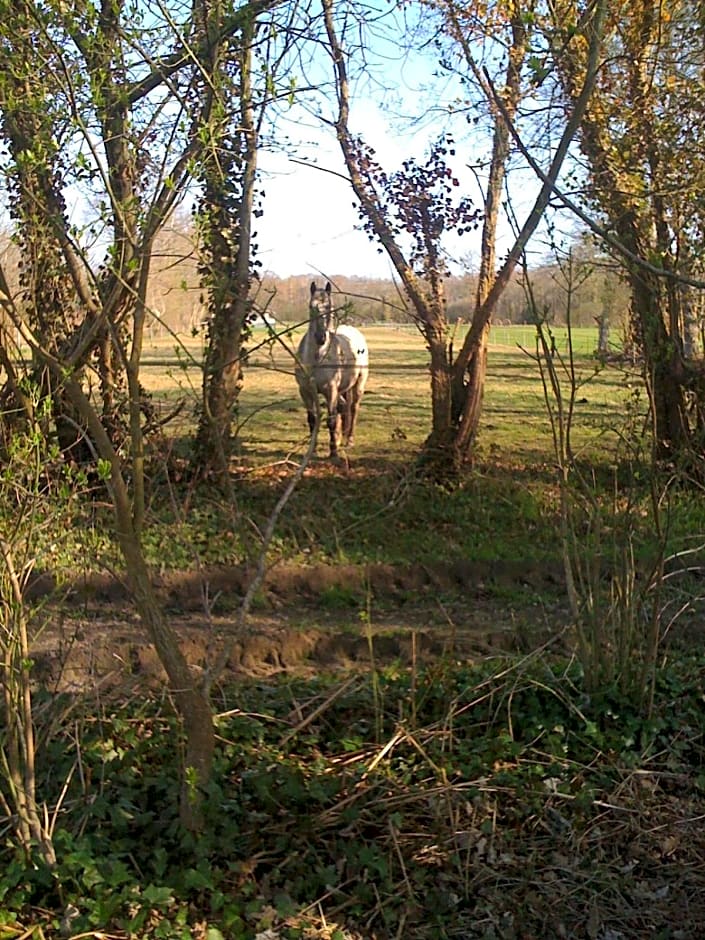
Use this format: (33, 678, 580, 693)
(3, 653, 705, 938)
(41, 452, 682, 577)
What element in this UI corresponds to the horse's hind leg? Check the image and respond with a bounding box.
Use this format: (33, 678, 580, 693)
(345, 379, 365, 445)
(340, 399, 353, 443)
(345, 399, 358, 445)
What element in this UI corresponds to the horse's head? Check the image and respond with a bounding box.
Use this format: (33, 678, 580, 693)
(309, 280, 333, 347)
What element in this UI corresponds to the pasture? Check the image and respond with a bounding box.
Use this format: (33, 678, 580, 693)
(141, 322, 627, 468)
(133, 322, 648, 570)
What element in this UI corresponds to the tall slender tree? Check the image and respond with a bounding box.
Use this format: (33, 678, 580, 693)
(0, 0, 89, 453)
(553, 0, 705, 467)
(0, 0, 282, 830)
(443, 0, 530, 456)
(192, 6, 258, 479)
(322, 0, 607, 474)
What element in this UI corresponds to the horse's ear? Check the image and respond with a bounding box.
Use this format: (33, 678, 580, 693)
(325, 282, 332, 294)
(310, 281, 317, 296)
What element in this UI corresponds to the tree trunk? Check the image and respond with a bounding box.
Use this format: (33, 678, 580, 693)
(422, 327, 456, 471)
(630, 265, 690, 459)
(683, 300, 699, 359)
(193, 17, 257, 479)
(452, 320, 490, 461)
(447, 0, 606, 465)
(595, 313, 610, 356)
(118, 528, 215, 831)
(197, 313, 245, 474)
(61, 374, 215, 831)
(0, 30, 93, 458)
(553, 0, 701, 468)
(444, 7, 528, 466)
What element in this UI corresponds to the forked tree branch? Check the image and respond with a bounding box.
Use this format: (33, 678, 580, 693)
(453, 0, 608, 372)
(321, 0, 431, 323)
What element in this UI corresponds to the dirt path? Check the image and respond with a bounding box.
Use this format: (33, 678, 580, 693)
(29, 560, 569, 691)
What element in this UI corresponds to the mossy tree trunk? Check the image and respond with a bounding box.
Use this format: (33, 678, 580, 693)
(553, 0, 705, 467)
(193, 13, 259, 480)
(0, 0, 275, 832)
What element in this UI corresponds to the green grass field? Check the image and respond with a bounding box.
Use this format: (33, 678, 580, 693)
(126, 322, 668, 574)
(140, 323, 628, 468)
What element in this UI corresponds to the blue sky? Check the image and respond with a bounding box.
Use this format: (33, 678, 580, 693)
(255, 101, 423, 280)
(256, 146, 389, 279)
(252, 7, 488, 280)
(249, 2, 586, 282)
(253, 94, 556, 282)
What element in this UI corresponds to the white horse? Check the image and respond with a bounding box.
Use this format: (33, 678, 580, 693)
(296, 281, 369, 459)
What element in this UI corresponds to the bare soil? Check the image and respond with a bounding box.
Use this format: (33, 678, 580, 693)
(28, 559, 569, 691)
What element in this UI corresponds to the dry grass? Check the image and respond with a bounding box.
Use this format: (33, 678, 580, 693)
(208, 657, 705, 939)
(139, 323, 633, 467)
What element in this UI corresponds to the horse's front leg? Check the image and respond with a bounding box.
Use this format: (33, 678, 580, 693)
(326, 393, 342, 458)
(298, 371, 320, 445)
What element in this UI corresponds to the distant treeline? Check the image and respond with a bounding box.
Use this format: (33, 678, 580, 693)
(0, 221, 628, 336)
(258, 264, 629, 332)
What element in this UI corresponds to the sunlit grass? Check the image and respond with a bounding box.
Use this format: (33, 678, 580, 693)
(122, 323, 653, 573)
(140, 322, 632, 468)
